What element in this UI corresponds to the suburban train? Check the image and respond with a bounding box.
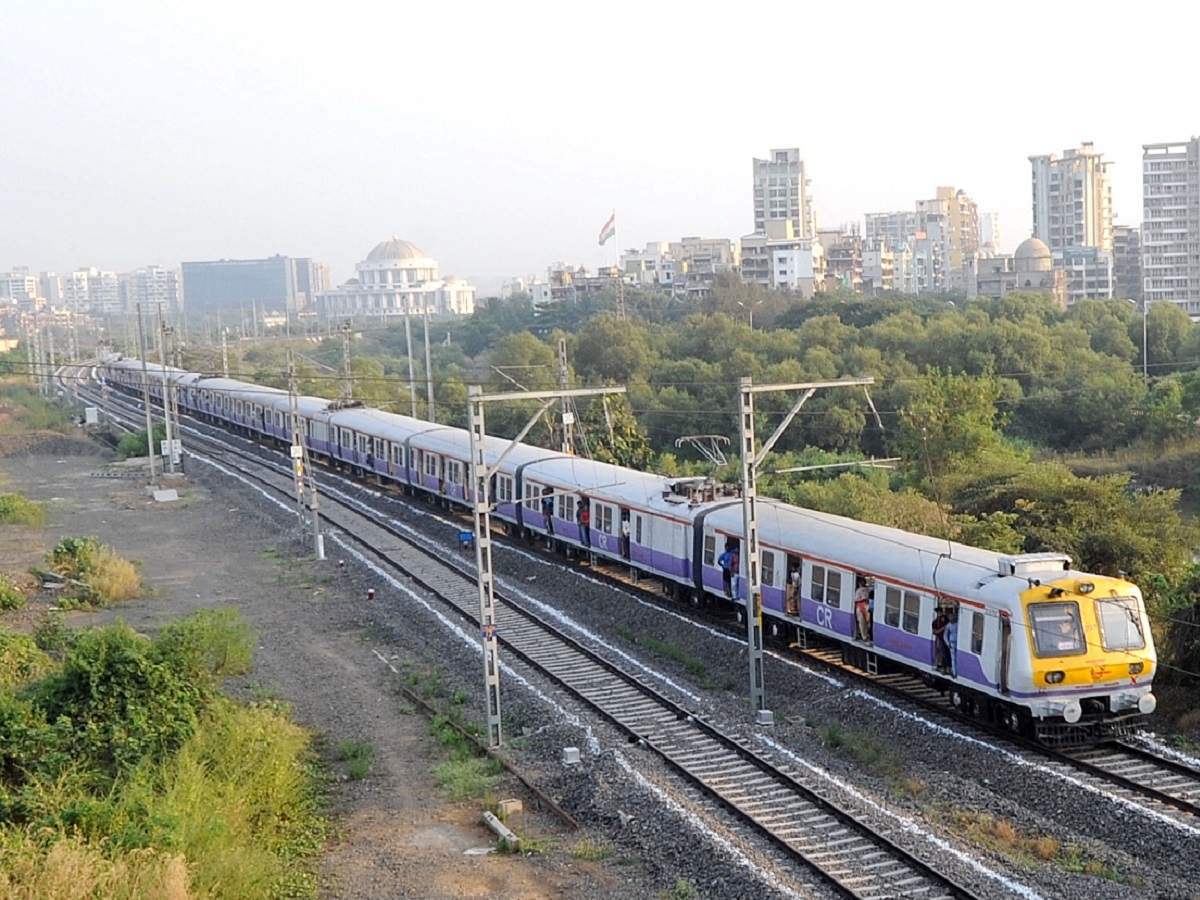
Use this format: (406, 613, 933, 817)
(98, 355, 1159, 746)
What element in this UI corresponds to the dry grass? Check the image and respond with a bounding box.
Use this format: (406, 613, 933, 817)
(0, 835, 190, 900)
(87, 548, 143, 604)
(951, 810, 1068, 865)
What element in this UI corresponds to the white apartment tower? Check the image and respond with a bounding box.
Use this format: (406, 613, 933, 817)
(1142, 138, 1200, 314)
(753, 148, 814, 239)
(1029, 143, 1113, 253)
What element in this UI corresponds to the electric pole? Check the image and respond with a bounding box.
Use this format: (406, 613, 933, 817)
(423, 306, 435, 421)
(736, 376, 874, 723)
(135, 303, 158, 481)
(557, 338, 573, 454)
(340, 320, 353, 401)
(156, 306, 177, 473)
(288, 349, 325, 560)
(466, 382, 627, 749)
(403, 308, 418, 417)
(221, 327, 229, 377)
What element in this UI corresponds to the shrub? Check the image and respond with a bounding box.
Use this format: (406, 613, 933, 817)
(0, 631, 52, 691)
(87, 549, 142, 604)
(153, 608, 253, 688)
(114, 424, 166, 461)
(338, 740, 374, 781)
(0, 832, 190, 900)
(0, 494, 45, 527)
(47, 537, 102, 580)
(33, 613, 73, 656)
(34, 624, 203, 774)
(46, 538, 142, 606)
(0, 576, 26, 612)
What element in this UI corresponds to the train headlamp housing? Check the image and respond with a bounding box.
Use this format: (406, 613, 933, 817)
(1044, 671, 1066, 684)
(1076, 581, 1095, 594)
(1129, 662, 1145, 675)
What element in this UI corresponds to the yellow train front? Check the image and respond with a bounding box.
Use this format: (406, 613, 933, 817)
(1008, 574, 1156, 745)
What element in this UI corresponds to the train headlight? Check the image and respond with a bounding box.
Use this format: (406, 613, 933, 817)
(1138, 693, 1157, 715)
(1062, 699, 1082, 724)
(1076, 581, 1095, 594)
(1129, 662, 1144, 675)
(1044, 670, 1066, 684)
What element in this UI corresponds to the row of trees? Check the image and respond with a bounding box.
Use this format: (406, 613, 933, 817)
(224, 288, 1200, 681)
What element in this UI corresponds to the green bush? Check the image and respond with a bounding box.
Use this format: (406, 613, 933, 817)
(0, 576, 25, 612)
(154, 607, 254, 689)
(47, 536, 102, 580)
(0, 494, 45, 527)
(0, 631, 52, 690)
(45, 537, 142, 606)
(34, 623, 203, 774)
(114, 424, 166, 461)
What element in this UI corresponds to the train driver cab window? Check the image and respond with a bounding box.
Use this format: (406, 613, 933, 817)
(703, 534, 716, 566)
(1095, 597, 1145, 651)
(1029, 602, 1086, 657)
(811, 565, 842, 606)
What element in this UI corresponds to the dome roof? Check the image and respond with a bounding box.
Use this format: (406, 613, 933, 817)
(366, 237, 426, 262)
(1014, 237, 1051, 260)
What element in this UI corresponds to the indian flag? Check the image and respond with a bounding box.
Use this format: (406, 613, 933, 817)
(598, 211, 616, 246)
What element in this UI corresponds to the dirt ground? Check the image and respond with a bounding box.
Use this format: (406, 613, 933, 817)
(0, 446, 640, 899)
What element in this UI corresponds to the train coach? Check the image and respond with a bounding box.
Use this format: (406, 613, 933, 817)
(99, 356, 1158, 746)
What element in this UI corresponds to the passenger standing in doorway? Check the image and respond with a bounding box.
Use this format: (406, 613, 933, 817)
(541, 490, 555, 538)
(620, 511, 631, 559)
(718, 547, 733, 598)
(785, 565, 801, 616)
(945, 609, 959, 677)
(578, 500, 591, 548)
(730, 548, 741, 600)
(932, 607, 949, 672)
(853, 577, 873, 642)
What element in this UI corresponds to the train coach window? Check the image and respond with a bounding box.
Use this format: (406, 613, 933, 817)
(703, 534, 716, 566)
(761, 550, 776, 588)
(901, 591, 921, 634)
(1029, 601, 1086, 657)
(1096, 597, 1145, 651)
(495, 474, 513, 503)
(556, 493, 576, 522)
(884, 586, 902, 628)
(811, 565, 841, 606)
(970, 610, 985, 654)
(598, 504, 614, 535)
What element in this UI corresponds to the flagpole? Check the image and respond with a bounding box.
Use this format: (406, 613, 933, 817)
(613, 209, 625, 320)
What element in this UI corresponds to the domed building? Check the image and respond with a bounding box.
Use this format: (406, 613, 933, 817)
(316, 237, 475, 320)
(973, 236, 1066, 309)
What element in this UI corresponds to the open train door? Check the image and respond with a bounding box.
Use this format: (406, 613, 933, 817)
(998, 611, 1012, 695)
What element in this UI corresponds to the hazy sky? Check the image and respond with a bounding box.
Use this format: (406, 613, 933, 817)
(3, 1, 1196, 290)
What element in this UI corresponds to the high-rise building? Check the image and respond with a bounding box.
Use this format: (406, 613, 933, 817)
(740, 220, 823, 297)
(181, 255, 299, 318)
(1030, 143, 1113, 253)
(0, 268, 39, 305)
(120, 266, 181, 317)
(1112, 225, 1142, 302)
(817, 226, 862, 293)
(1142, 138, 1200, 314)
(752, 148, 814, 239)
(979, 212, 1001, 256)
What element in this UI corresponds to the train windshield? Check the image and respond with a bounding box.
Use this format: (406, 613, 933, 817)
(1028, 601, 1086, 657)
(1095, 597, 1145, 651)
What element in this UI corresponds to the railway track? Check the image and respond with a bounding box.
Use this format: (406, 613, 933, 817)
(65, 366, 986, 899)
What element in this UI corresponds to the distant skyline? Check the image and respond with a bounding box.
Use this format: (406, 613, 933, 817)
(2, 1, 1194, 290)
